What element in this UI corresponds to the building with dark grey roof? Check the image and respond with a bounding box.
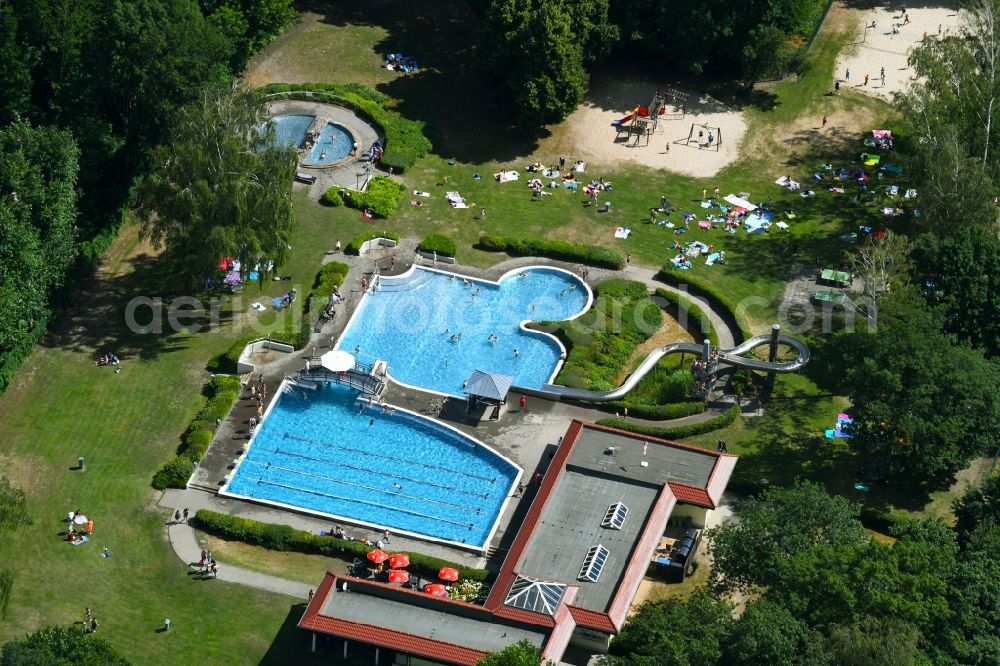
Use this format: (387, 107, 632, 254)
(299, 420, 737, 665)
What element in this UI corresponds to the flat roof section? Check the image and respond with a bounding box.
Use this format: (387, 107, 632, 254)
(515, 469, 660, 612)
(571, 427, 717, 489)
(317, 578, 547, 656)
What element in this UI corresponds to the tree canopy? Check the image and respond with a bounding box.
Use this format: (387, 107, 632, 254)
(838, 294, 1000, 484)
(138, 85, 297, 283)
(476, 640, 552, 666)
(606, 484, 1000, 665)
(0, 626, 130, 666)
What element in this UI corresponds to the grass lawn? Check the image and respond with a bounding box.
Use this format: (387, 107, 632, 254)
(0, 198, 340, 663)
(196, 531, 348, 585)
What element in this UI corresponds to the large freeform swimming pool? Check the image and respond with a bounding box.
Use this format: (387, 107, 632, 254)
(337, 267, 591, 396)
(269, 114, 353, 165)
(220, 383, 520, 550)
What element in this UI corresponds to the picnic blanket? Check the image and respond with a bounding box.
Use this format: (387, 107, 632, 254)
(564, 180, 578, 190)
(904, 188, 917, 198)
(724, 194, 757, 211)
(613, 227, 631, 239)
(413, 190, 431, 197)
(706, 252, 721, 266)
(775, 176, 801, 191)
(272, 297, 286, 309)
(495, 170, 519, 183)
(446, 191, 469, 208)
(744, 214, 770, 234)
(251, 302, 267, 312)
(698, 220, 711, 229)
(671, 256, 692, 269)
(700, 201, 713, 208)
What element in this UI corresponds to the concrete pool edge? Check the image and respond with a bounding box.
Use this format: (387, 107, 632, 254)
(336, 264, 594, 399)
(216, 379, 522, 555)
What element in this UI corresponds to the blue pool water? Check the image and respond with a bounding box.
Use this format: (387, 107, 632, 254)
(224, 384, 519, 548)
(338, 267, 590, 396)
(269, 114, 353, 165)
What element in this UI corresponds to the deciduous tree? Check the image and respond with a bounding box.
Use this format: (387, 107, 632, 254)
(477, 640, 552, 666)
(138, 84, 296, 284)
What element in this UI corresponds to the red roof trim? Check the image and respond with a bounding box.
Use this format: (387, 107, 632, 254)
(606, 485, 677, 629)
(485, 420, 585, 610)
(300, 614, 488, 665)
(667, 482, 715, 508)
(567, 605, 617, 633)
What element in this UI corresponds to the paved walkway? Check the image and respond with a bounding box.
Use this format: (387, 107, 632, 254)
(166, 516, 313, 600)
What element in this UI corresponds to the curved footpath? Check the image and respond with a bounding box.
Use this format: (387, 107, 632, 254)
(166, 520, 312, 599)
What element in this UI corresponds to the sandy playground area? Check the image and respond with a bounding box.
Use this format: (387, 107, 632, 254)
(537, 77, 746, 179)
(835, 2, 966, 100)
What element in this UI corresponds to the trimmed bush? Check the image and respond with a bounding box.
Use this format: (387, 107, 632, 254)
(184, 429, 215, 461)
(417, 234, 457, 258)
(342, 176, 405, 218)
(152, 456, 196, 490)
(654, 288, 719, 347)
(344, 230, 401, 255)
(258, 83, 431, 172)
(152, 376, 241, 489)
(604, 399, 706, 421)
(656, 267, 751, 343)
(321, 188, 344, 207)
(312, 261, 350, 304)
(476, 235, 624, 270)
(191, 510, 490, 583)
(596, 404, 740, 439)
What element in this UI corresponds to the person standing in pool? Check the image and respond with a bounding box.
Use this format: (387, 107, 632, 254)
(513, 348, 520, 357)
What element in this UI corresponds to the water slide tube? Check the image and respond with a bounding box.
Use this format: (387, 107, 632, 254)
(540, 334, 810, 402)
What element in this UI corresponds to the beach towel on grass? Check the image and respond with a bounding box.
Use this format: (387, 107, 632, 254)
(700, 201, 712, 208)
(724, 194, 757, 211)
(698, 220, 711, 229)
(706, 252, 721, 266)
(251, 302, 267, 312)
(904, 188, 917, 198)
(614, 227, 631, 239)
(413, 190, 431, 197)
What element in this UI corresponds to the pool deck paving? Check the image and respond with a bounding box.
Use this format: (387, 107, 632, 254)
(179, 250, 746, 591)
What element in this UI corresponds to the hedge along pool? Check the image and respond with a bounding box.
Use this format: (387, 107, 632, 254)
(219, 383, 521, 552)
(337, 266, 592, 397)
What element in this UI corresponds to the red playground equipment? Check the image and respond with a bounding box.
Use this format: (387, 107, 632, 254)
(612, 86, 688, 147)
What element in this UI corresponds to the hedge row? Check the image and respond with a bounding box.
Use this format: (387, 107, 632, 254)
(417, 234, 457, 258)
(258, 83, 431, 172)
(603, 399, 706, 421)
(596, 404, 741, 439)
(344, 231, 401, 256)
(656, 267, 751, 343)
(476, 235, 624, 270)
(152, 376, 241, 489)
(340, 176, 405, 218)
(192, 510, 490, 582)
(321, 188, 343, 206)
(654, 288, 719, 347)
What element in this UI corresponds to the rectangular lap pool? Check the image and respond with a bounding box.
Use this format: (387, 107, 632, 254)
(220, 383, 521, 551)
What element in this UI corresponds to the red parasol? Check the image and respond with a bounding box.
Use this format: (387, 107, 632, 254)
(438, 567, 459, 582)
(388, 569, 410, 584)
(388, 553, 410, 569)
(732, 206, 747, 214)
(424, 583, 448, 596)
(366, 549, 389, 564)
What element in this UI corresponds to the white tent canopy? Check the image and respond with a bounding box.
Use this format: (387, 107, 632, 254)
(723, 194, 757, 211)
(320, 350, 356, 372)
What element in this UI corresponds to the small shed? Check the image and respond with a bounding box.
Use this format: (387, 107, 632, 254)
(464, 370, 513, 420)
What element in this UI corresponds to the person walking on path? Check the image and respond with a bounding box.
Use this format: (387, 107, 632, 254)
(519, 394, 527, 411)
(881, 72, 886, 87)
(845, 67, 851, 82)
(864, 74, 869, 86)
(625, 254, 632, 270)
(173, 510, 181, 523)
(182, 508, 189, 523)
(822, 116, 828, 128)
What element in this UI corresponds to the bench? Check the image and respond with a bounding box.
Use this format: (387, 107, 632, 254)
(294, 172, 317, 185)
(813, 290, 846, 304)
